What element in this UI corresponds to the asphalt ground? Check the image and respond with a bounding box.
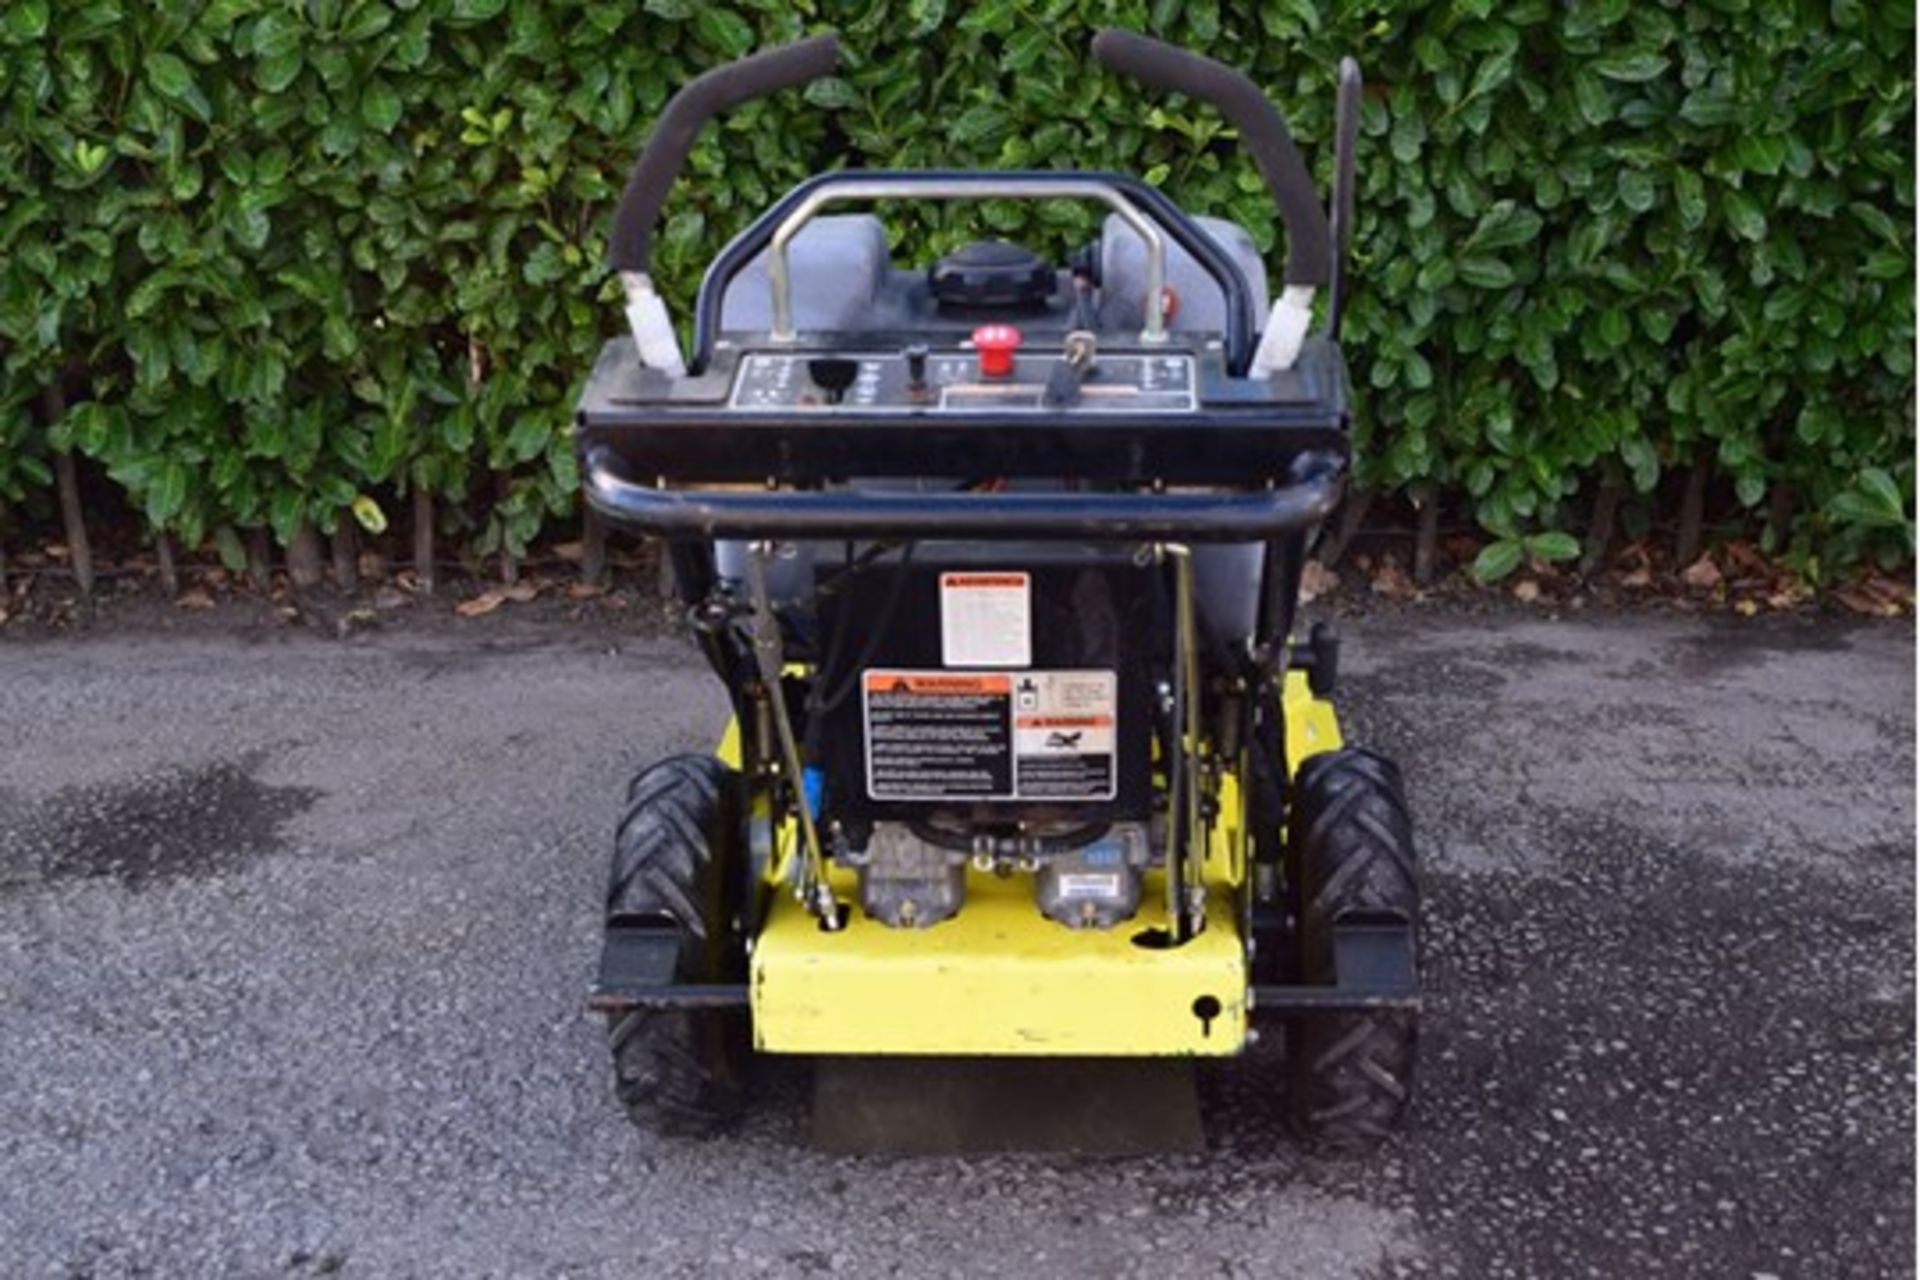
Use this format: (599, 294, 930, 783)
(0, 606, 1911, 1278)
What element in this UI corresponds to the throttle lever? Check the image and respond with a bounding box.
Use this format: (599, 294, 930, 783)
(1042, 331, 1099, 408)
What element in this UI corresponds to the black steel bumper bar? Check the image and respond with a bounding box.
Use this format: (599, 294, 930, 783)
(1252, 919, 1421, 1014)
(590, 983, 750, 1012)
(581, 446, 1343, 543)
(589, 927, 750, 1012)
(590, 919, 1416, 1016)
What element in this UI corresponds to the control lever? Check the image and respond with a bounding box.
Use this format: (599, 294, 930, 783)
(904, 343, 931, 401)
(1042, 331, 1098, 408)
(807, 357, 859, 404)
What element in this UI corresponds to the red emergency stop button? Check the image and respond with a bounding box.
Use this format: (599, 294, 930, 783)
(971, 324, 1022, 378)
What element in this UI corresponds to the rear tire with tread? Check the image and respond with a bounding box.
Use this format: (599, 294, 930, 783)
(603, 754, 747, 1136)
(1286, 747, 1419, 1148)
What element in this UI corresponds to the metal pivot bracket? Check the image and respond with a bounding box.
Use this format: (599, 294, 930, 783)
(742, 542, 841, 929)
(1249, 917, 1421, 1015)
(1162, 543, 1208, 942)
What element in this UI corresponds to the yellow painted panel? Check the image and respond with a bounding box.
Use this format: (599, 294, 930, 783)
(1282, 669, 1343, 774)
(752, 864, 1247, 1056)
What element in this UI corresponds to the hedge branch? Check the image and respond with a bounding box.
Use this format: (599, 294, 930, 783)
(1765, 482, 1796, 551)
(331, 522, 359, 591)
(412, 486, 436, 595)
(1412, 485, 1440, 585)
(45, 385, 93, 599)
(1675, 449, 1712, 567)
(1582, 461, 1623, 574)
(286, 521, 324, 590)
(580, 505, 608, 587)
(246, 527, 273, 591)
(154, 531, 179, 597)
(1316, 488, 1374, 569)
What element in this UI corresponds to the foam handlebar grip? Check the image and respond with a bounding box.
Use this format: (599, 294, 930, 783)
(1091, 29, 1330, 287)
(608, 33, 842, 274)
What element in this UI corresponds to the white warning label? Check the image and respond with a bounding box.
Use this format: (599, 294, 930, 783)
(1012, 671, 1117, 800)
(939, 572, 1031, 668)
(863, 669, 1116, 802)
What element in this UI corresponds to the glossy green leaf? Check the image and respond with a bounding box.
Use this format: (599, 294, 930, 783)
(362, 81, 403, 133)
(1525, 531, 1581, 562)
(147, 53, 194, 99)
(1472, 539, 1525, 582)
(1457, 256, 1516, 288)
(1722, 189, 1767, 241)
(1594, 52, 1667, 82)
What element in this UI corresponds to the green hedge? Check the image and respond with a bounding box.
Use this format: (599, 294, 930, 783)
(0, 0, 1912, 578)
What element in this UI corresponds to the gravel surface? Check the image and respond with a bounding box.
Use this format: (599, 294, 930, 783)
(0, 608, 1910, 1278)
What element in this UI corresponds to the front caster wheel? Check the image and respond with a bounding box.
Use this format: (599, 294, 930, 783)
(1285, 747, 1420, 1148)
(603, 754, 748, 1136)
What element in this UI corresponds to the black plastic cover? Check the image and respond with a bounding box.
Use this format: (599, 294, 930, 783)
(930, 240, 1056, 311)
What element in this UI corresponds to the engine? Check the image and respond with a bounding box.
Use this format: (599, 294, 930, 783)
(811, 543, 1166, 930)
(847, 819, 1152, 929)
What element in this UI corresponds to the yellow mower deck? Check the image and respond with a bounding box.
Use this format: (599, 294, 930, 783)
(742, 672, 1342, 1057)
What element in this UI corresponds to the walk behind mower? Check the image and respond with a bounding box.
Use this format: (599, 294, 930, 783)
(578, 29, 1420, 1146)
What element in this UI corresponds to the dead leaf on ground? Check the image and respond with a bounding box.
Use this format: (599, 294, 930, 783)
(1861, 571, 1915, 610)
(1619, 566, 1653, 588)
(456, 590, 506, 618)
(336, 608, 380, 638)
(177, 588, 216, 611)
(552, 541, 585, 563)
(1722, 541, 1770, 576)
(1370, 557, 1416, 599)
(1679, 554, 1723, 589)
(1766, 585, 1808, 610)
(1512, 579, 1541, 603)
(1734, 597, 1760, 617)
(567, 581, 608, 600)
(1833, 587, 1895, 617)
(1618, 539, 1655, 569)
(502, 581, 539, 603)
(1834, 572, 1911, 617)
(1298, 560, 1340, 603)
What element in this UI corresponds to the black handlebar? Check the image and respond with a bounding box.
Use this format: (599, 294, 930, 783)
(582, 447, 1344, 542)
(607, 33, 841, 275)
(1090, 29, 1330, 289)
(607, 28, 1332, 294)
(1326, 57, 1363, 339)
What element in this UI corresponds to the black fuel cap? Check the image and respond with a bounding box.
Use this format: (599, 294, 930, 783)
(929, 240, 1055, 312)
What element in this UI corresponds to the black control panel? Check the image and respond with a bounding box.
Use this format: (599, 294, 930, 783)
(727, 349, 1197, 414)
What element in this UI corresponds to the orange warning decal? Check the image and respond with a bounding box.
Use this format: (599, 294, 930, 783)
(941, 572, 1027, 588)
(864, 672, 1012, 695)
(1014, 715, 1114, 728)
